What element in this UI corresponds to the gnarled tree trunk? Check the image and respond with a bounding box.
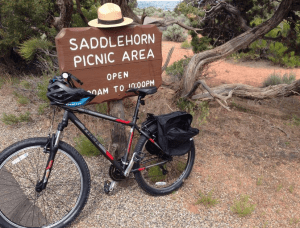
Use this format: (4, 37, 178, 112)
(181, 0, 294, 97)
(52, 0, 74, 31)
(192, 80, 300, 100)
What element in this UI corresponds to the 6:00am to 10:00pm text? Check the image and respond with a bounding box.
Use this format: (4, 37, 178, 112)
(87, 79, 155, 95)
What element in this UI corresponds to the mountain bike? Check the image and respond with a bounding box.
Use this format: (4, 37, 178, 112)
(0, 73, 196, 228)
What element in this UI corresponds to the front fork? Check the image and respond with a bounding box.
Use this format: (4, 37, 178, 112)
(36, 113, 68, 192)
(36, 132, 62, 192)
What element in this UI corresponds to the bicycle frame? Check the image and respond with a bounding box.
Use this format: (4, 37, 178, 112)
(40, 94, 162, 190)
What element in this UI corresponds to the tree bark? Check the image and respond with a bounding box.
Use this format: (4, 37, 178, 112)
(101, 0, 142, 24)
(109, 100, 127, 160)
(191, 79, 300, 101)
(181, 0, 294, 97)
(52, 0, 74, 31)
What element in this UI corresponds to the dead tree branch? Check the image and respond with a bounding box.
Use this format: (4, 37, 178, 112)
(181, 0, 294, 97)
(148, 19, 203, 34)
(52, 0, 74, 31)
(204, 2, 251, 31)
(191, 79, 300, 101)
(162, 46, 175, 73)
(141, 9, 147, 25)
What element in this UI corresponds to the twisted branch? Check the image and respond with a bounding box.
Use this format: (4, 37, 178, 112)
(162, 46, 175, 73)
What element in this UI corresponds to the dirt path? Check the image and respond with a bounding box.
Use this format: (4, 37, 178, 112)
(161, 37, 300, 87)
(0, 38, 300, 227)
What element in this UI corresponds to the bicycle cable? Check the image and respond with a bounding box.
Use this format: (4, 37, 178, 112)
(48, 106, 57, 137)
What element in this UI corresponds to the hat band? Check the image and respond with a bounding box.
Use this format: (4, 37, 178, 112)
(98, 17, 124, 25)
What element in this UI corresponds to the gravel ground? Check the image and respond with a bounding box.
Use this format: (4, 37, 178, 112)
(0, 90, 248, 228)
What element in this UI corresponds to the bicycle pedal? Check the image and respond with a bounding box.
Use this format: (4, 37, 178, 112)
(104, 180, 116, 194)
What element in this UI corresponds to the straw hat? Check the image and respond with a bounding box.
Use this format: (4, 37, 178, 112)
(88, 3, 133, 28)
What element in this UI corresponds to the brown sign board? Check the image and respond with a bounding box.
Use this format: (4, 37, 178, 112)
(55, 25, 162, 104)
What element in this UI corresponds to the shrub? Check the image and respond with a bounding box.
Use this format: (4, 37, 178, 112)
(262, 72, 296, 87)
(196, 191, 218, 207)
(19, 38, 53, 61)
(190, 32, 212, 53)
(163, 24, 187, 42)
(13, 91, 30, 105)
(2, 112, 31, 125)
(72, 3, 100, 27)
(181, 40, 191, 49)
(166, 57, 191, 80)
(232, 20, 300, 67)
(74, 135, 105, 157)
(175, 2, 205, 19)
(19, 37, 58, 73)
(133, 6, 164, 17)
(37, 76, 51, 101)
(231, 195, 256, 217)
(128, 0, 137, 9)
(20, 80, 31, 89)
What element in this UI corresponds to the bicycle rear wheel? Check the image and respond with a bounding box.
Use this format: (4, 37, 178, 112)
(0, 137, 90, 228)
(133, 130, 195, 196)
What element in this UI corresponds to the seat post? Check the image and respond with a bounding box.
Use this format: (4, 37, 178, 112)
(132, 94, 144, 124)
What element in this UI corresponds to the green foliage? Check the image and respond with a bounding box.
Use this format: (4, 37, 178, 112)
(196, 191, 218, 207)
(19, 38, 53, 61)
(158, 10, 178, 18)
(175, 2, 205, 19)
(234, 20, 300, 67)
(148, 165, 166, 182)
(128, 0, 137, 9)
(74, 134, 105, 157)
(1, 112, 31, 125)
(177, 98, 196, 113)
(13, 91, 30, 105)
(95, 103, 108, 113)
(231, 195, 256, 217)
(38, 103, 49, 115)
(163, 24, 188, 42)
(190, 32, 212, 54)
(176, 161, 186, 172)
(262, 72, 296, 87)
(20, 80, 31, 89)
(181, 40, 191, 49)
(177, 99, 210, 126)
(290, 114, 300, 126)
(37, 76, 51, 102)
(133, 7, 164, 17)
(71, 3, 100, 27)
(166, 57, 191, 80)
(198, 101, 210, 125)
(0, 0, 55, 55)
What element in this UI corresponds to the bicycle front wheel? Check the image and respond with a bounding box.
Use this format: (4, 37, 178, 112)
(0, 137, 90, 228)
(134, 134, 195, 196)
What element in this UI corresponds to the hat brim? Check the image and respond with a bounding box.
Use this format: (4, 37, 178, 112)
(88, 17, 133, 28)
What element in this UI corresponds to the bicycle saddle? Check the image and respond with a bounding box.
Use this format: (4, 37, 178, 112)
(126, 86, 157, 95)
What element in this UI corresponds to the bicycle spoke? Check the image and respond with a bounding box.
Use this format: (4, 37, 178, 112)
(0, 140, 89, 227)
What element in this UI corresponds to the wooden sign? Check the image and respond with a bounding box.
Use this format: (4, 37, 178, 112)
(55, 25, 162, 104)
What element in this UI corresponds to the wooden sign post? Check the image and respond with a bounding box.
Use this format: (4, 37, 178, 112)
(55, 25, 162, 104)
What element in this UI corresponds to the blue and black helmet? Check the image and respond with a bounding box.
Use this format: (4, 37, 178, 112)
(46, 73, 96, 106)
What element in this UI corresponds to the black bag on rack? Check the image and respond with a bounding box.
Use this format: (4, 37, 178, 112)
(151, 111, 199, 156)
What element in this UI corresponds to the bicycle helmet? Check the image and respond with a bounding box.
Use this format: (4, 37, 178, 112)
(47, 72, 96, 107)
